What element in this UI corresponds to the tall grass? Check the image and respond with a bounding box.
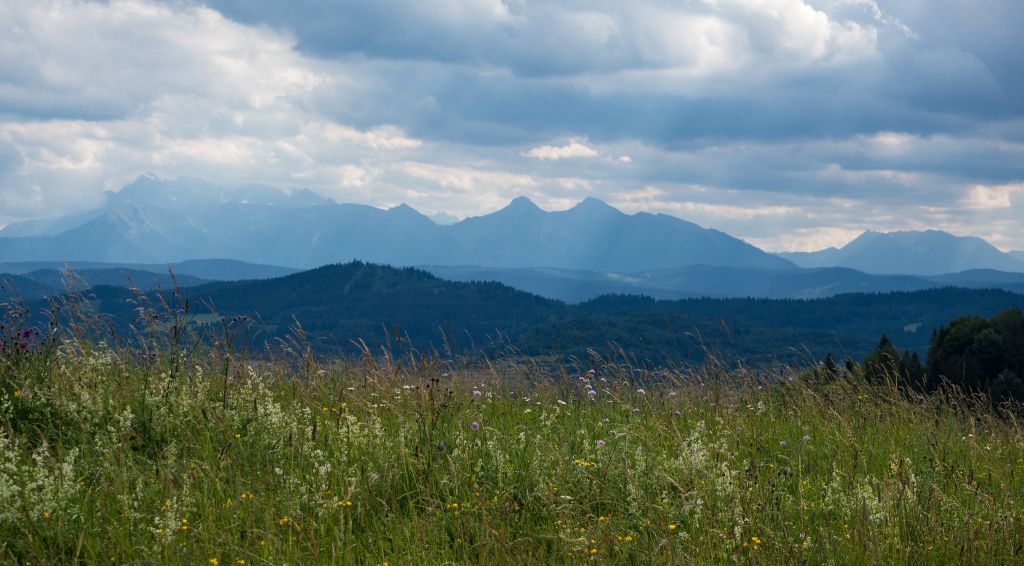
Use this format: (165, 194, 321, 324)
(1, 296, 1023, 564)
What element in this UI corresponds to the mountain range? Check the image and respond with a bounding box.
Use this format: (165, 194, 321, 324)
(777, 230, 1024, 275)
(2, 176, 1022, 282)
(0, 176, 789, 271)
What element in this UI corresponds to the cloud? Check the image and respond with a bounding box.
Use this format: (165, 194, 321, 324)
(525, 141, 599, 160)
(1, 0, 1023, 252)
(962, 183, 1024, 210)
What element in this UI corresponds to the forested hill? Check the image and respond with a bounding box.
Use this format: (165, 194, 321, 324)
(70, 262, 1024, 366)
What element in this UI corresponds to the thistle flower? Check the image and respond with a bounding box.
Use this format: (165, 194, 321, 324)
(596, 440, 606, 447)
(587, 389, 597, 397)
(472, 389, 482, 399)
(471, 421, 480, 431)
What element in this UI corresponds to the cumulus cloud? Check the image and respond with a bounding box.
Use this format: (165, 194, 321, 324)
(525, 141, 599, 160)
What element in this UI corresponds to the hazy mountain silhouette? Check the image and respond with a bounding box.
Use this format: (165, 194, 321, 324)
(778, 230, 1024, 275)
(426, 265, 1024, 302)
(0, 177, 791, 271)
(0, 259, 296, 281)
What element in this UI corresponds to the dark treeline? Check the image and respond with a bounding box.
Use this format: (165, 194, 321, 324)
(13, 262, 1024, 369)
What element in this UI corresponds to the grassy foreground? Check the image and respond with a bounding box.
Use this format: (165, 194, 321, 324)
(2, 340, 1023, 565)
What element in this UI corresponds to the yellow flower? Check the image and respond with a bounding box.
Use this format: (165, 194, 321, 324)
(589, 549, 598, 555)
(337, 500, 352, 507)
(278, 517, 290, 526)
(751, 536, 762, 545)
(12, 390, 21, 398)
(668, 524, 677, 531)
(208, 559, 219, 566)
(235, 433, 241, 439)
(624, 535, 633, 542)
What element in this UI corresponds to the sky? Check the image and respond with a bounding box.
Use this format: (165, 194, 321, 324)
(1, 0, 1022, 252)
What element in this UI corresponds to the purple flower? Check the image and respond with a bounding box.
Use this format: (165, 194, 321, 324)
(632, 408, 640, 414)
(587, 369, 596, 376)
(779, 440, 787, 447)
(470, 422, 480, 431)
(472, 390, 482, 399)
(587, 389, 597, 397)
(596, 440, 606, 447)
(671, 410, 681, 417)
(22, 329, 32, 339)
(802, 435, 812, 443)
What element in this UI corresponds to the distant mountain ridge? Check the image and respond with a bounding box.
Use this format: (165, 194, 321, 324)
(778, 230, 1024, 275)
(426, 264, 1024, 302)
(0, 176, 791, 271)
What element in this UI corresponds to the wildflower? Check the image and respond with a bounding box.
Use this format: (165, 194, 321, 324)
(668, 523, 677, 531)
(209, 559, 219, 566)
(587, 389, 597, 397)
(470, 421, 480, 431)
(632, 408, 640, 414)
(671, 410, 681, 417)
(12, 390, 20, 398)
(336, 500, 352, 507)
(636, 388, 646, 395)
(596, 440, 606, 447)
(472, 390, 482, 399)
(779, 440, 787, 447)
(557, 399, 567, 405)
(802, 435, 812, 442)
(234, 433, 241, 439)
(587, 369, 596, 376)
(278, 517, 290, 526)
(624, 535, 633, 542)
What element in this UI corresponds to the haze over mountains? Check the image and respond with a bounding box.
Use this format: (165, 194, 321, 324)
(778, 231, 1024, 275)
(0, 176, 788, 271)
(1, 177, 1023, 304)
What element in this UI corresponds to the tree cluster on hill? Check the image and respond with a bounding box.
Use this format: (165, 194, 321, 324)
(856, 308, 1024, 404)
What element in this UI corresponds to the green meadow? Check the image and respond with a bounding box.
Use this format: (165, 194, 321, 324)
(2, 322, 1023, 566)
